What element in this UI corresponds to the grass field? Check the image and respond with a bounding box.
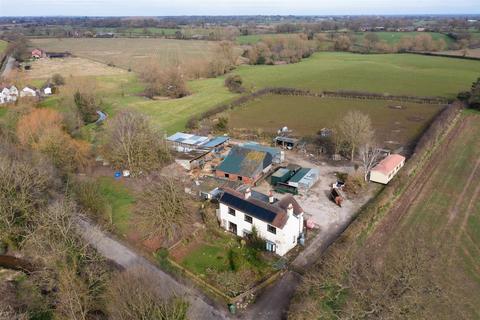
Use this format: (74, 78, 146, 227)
(234, 52, 480, 98)
(373, 112, 480, 317)
(35, 51, 480, 135)
(227, 94, 444, 147)
(30, 38, 220, 72)
(0, 40, 7, 55)
(353, 31, 454, 45)
(236, 33, 301, 45)
(25, 57, 126, 79)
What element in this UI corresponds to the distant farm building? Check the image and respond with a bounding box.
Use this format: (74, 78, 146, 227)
(274, 136, 299, 149)
(370, 154, 406, 184)
(45, 52, 72, 58)
(240, 142, 285, 164)
(216, 145, 273, 185)
(173, 149, 211, 171)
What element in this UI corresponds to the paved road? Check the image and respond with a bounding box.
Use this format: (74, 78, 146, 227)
(75, 217, 230, 320)
(0, 56, 15, 79)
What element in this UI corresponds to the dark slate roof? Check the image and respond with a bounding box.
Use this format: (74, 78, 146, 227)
(220, 188, 305, 229)
(217, 146, 273, 178)
(220, 188, 288, 228)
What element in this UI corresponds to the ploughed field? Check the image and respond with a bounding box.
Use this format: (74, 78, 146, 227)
(30, 38, 220, 72)
(227, 94, 444, 148)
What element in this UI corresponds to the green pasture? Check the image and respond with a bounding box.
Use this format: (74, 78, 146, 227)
(234, 52, 480, 98)
(227, 94, 443, 146)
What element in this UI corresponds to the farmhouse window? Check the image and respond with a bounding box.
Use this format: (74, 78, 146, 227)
(267, 224, 276, 234)
(228, 207, 236, 216)
(244, 214, 253, 223)
(238, 176, 243, 181)
(225, 173, 230, 178)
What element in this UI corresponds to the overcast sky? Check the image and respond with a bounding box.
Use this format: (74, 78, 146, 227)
(0, 0, 479, 16)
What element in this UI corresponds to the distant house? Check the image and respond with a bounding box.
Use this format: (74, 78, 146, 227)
(215, 146, 273, 185)
(370, 154, 406, 184)
(43, 86, 52, 96)
(20, 86, 37, 98)
(218, 188, 304, 256)
(0, 86, 18, 104)
(31, 48, 43, 59)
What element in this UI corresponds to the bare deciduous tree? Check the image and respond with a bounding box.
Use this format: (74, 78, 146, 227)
(359, 144, 382, 182)
(101, 110, 171, 175)
(107, 268, 189, 320)
(135, 177, 192, 242)
(338, 111, 374, 161)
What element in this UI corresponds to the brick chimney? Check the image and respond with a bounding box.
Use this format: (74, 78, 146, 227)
(269, 191, 274, 203)
(287, 203, 294, 217)
(245, 188, 251, 199)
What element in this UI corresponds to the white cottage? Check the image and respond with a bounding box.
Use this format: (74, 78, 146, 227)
(0, 86, 18, 104)
(218, 188, 304, 256)
(370, 154, 406, 184)
(20, 87, 37, 98)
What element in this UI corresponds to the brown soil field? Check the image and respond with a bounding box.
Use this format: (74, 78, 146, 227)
(30, 38, 221, 72)
(24, 57, 126, 79)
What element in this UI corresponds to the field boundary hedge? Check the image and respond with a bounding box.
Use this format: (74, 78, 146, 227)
(406, 51, 480, 61)
(186, 87, 450, 129)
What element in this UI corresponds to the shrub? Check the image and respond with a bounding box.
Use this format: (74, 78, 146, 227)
(224, 74, 245, 93)
(215, 116, 229, 132)
(73, 179, 109, 221)
(51, 73, 65, 86)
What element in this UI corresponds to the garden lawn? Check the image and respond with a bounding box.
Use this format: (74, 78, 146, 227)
(234, 52, 480, 98)
(97, 177, 135, 234)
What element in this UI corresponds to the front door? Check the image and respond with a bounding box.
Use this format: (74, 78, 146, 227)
(228, 222, 237, 235)
(266, 241, 276, 253)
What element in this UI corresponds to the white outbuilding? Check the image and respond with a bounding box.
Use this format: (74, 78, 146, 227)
(370, 154, 406, 184)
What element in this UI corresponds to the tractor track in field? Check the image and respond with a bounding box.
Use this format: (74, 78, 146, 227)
(365, 114, 467, 252)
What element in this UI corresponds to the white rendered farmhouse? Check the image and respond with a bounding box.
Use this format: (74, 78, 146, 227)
(218, 188, 304, 256)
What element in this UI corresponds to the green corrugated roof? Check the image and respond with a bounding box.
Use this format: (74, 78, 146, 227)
(217, 146, 273, 178)
(289, 168, 311, 183)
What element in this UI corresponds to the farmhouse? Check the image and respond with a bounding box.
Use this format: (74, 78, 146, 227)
(370, 154, 406, 184)
(215, 146, 273, 185)
(218, 188, 304, 256)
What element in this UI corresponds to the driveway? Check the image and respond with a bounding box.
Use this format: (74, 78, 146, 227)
(75, 217, 230, 320)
